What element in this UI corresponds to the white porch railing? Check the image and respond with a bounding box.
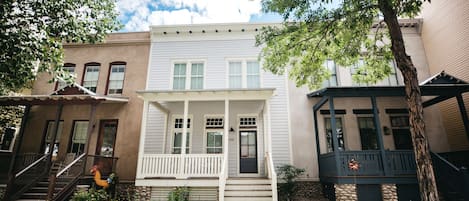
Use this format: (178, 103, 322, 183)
(265, 152, 278, 201)
(140, 154, 224, 178)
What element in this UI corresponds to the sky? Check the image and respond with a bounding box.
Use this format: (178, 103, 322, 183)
(117, 0, 283, 32)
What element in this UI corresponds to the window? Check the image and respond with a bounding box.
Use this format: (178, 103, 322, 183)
(83, 63, 100, 92)
(325, 117, 344, 152)
(69, 121, 89, 154)
(172, 62, 204, 90)
(228, 60, 260, 88)
(357, 117, 378, 150)
(172, 117, 191, 154)
(107, 63, 126, 95)
(56, 63, 76, 90)
(322, 60, 338, 87)
(351, 59, 368, 86)
(383, 61, 399, 86)
(205, 117, 224, 154)
(43, 121, 64, 156)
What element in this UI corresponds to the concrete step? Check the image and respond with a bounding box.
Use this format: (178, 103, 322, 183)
(225, 184, 271, 191)
(226, 178, 271, 185)
(225, 190, 272, 197)
(225, 197, 273, 201)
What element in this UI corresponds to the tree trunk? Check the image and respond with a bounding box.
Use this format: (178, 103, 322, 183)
(378, 1, 439, 201)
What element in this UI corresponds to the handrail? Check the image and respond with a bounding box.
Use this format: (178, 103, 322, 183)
(431, 151, 460, 170)
(56, 153, 86, 177)
(15, 154, 48, 178)
(265, 152, 278, 201)
(218, 157, 227, 201)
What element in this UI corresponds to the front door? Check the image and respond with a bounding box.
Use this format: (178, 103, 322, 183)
(393, 129, 412, 150)
(239, 131, 258, 173)
(94, 120, 118, 175)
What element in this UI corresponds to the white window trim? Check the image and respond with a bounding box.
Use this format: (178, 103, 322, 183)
(170, 115, 193, 154)
(170, 59, 207, 90)
(225, 58, 263, 89)
(203, 114, 225, 154)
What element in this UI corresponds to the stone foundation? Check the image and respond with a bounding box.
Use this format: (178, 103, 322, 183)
(381, 184, 398, 201)
(292, 181, 328, 201)
(134, 186, 151, 201)
(335, 184, 357, 201)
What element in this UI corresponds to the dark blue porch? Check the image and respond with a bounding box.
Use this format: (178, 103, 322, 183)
(319, 150, 416, 184)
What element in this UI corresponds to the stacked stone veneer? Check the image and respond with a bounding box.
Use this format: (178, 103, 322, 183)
(334, 184, 398, 201)
(335, 184, 358, 201)
(381, 184, 398, 201)
(134, 186, 151, 201)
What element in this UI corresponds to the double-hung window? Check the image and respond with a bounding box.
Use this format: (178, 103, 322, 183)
(382, 61, 399, 86)
(172, 117, 191, 154)
(324, 117, 344, 152)
(107, 62, 126, 95)
(83, 63, 100, 92)
(69, 121, 89, 154)
(205, 117, 224, 154)
(172, 61, 204, 90)
(228, 60, 260, 88)
(322, 60, 338, 88)
(44, 120, 64, 156)
(56, 63, 76, 90)
(351, 59, 368, 86)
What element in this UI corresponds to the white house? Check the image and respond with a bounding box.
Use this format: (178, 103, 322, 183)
(135, 23, 291, 201)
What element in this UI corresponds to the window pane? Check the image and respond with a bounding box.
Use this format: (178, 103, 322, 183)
(358, 117, 378, 150)
(108, 64, 125, 94)
(229, 62, 242, 88)
(325, 118, 345, 152)
(57, 66, 76, 89)
(84, 65, 100, 92)
(191, 63, 204, 89)
(247, 61, 260, 88)
(70, 121, 89, 154)
(322, 60, 338, 87)
(173, 63, 186, 89)
(100, 122, 117, 157)
(45, 121, 64, 143)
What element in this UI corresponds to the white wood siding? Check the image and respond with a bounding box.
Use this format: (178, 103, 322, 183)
(145, 38, 290, 173)
(144, 106, 166, 154)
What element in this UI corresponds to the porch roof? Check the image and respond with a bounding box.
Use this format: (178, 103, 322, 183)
(307, 84, 469, 98)
(136, 88, 276, 101)
(0, 94, 129, 106)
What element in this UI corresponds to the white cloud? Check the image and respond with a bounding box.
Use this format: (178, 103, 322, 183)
(118, 0, 263, 31)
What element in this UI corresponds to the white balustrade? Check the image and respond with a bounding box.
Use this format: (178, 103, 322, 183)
(140, 154, 223, 178)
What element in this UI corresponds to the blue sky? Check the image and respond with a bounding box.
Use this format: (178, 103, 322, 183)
(117, 0, 283, 31)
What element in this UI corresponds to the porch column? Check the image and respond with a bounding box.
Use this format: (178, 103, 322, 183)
(456, 94, 469, 140)
(136, 100, 149, 179)
(47, 104, 63, 166)
(224, 99, 229, 176)
(371, 96, 389, 175)
(181, 100, 189, 155)
(264, 99, 272, 154)
(329, 97, 341, 176)
(84, 103, 98, 156)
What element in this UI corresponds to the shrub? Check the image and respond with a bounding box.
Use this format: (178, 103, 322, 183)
(277, 164, 305, 201)
(168, 186, 190, 201)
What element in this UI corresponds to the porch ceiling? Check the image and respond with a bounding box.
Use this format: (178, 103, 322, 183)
(0, 94, 129, 106)
(136, 88, 276, 101)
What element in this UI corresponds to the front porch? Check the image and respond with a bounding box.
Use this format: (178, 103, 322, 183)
(135, 89, 278, 200)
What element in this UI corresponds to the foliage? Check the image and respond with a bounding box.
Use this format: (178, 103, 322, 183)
(257, 0, 426, 89)
(0, 105, 23, 129)
(71, 189, 109, 201)
(257, 0, 438, 200)
(0, 0, 121, 93)
(277, 164, 305, 201)
(168, 186, 190, 201)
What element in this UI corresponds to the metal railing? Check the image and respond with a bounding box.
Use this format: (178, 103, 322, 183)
(6, 154, 49, 200)
(47, 153, 87, 200)
(431, 152, 469, 201)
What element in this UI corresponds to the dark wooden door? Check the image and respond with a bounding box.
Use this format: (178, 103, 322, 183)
(239, 131, 258, 173)
(94, 120, 118, 175)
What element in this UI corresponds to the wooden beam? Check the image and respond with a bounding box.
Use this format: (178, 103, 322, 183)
(456, 94, 469, 141)
(371, 96, 389, 176)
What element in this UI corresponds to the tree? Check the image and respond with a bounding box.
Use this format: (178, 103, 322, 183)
(256, 0, 438, 200)
(0, 0, 121, 94)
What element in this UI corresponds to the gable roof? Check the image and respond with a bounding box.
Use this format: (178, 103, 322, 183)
(420, 71, 468, 85)
(51, 83, 96, 96)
